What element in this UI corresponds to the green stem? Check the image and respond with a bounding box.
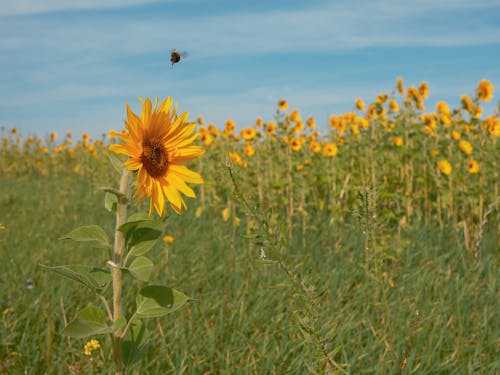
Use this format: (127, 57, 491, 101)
(112, 168, 130, 375)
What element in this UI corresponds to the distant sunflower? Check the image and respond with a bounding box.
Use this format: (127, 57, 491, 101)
(110, 97, 204, 216)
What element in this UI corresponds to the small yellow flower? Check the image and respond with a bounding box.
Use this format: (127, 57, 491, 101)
(265, 121, 276, 136)
(290, 109, 301, 123)
(306, 116, 316, 129)
(393, 136, 403, 147)
(467, 159, 480, 174)
(355, 98, 366, 111)
(451, 130, 461, 140)
(224, 119, 236, 135)
(397, 77, 404, 95)
(436, 101, 450, 116)
(461, 94, 474, 113)
(255, 117, 263, 128)
(477, 79, 494, 101)
(0, 223, 5, 230)
(296, 164, 304, 172)
(323, 143, 338, 157)
(84, 339, 100, 356)
(241, 127, 257, 141)
(290, 138, 302, 151)
(197, 116, 204, 125)
(418, 82, 429, 100)
(243, 144, 255, 157)
(278, 99, 288, 111)
(473, 105, 482, 119)
(222, 207, 230, 222)
(438, 160, 452, 176)
(459, 140, 473, 155)
(376, 93, 388, 104)
(162, 235, 175, 244)
(309, 140, 321, 153)
(389, 99, 399, 113)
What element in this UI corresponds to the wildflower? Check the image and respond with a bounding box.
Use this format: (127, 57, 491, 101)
(224, 119, 236, 135)
(10, 128, 17, 135)
(376, 93, 388, 104)
(290, 109, 301, 123)
(389, 99, 399, 113)
(397, 77, 404, 95)
(197, 116, 204, 125)
(418, 82, 429, 100)
(84, 339, 100, 356)
(451, 130, 461, 140)
(436, 101, 451, 116)
(323, 143, 338, 157)
(309, 141, 321, 153)
(109, 97, 204, 216)
(477, 79, 493, 101)
(461, 94, 474, 113)
(290, 138, 302, 151)
(243, 144, 255, 157)
(459, 140, 473, 155)
(201, 132, 214, 147)
(265, 121, 276, 136)
(229, 152, 247, 168)
(467, 159, 480, 174)
(241, 127, 257, 141)
(278, 100, 288, 111)
(473, 105, 482, 119)
(208, 124, 220, 137)
(255, 117, 263, 128)
(431, 149, 439, 157)
(222, 207, 230, 222)
(162, 235, 175, 244)
(438, 160, 452, 176)
(50, 132, 57, 143)
(296, 164, 304, 172)
(355, 98, 366, 111)
(393, 136, 403, 147)
(0, 223, 5, 230)
(306, 116, 316, 129)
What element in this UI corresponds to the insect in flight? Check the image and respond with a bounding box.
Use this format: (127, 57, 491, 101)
(170, 49, 188, 68)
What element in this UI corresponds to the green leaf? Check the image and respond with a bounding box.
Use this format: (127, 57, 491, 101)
(127, 213, 152, 222)
(104, 192, 118, 212)
(60, 225, 110, 249)
(127, 256, 153, 282)
(119, 219, 164, 256)
(39, 264, 110, 292)
(121, 320, 150, 367)
(136, 285, 190, 318)
(61, 304, 112, 338)
(129, 240, 157, 257)
(108, 153, 126, 175)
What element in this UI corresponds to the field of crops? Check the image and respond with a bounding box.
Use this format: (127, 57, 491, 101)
(1, 78, 499, 374)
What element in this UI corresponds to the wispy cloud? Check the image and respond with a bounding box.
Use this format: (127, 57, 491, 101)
(0, 0, 164, 16)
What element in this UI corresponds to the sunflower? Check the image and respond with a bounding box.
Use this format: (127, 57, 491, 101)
(110, 97, 204, 216)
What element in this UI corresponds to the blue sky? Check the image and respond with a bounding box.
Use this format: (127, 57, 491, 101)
(1, 0, 500, 139)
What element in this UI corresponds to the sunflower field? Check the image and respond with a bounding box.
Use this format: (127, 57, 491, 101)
(0, 78, 499, 374)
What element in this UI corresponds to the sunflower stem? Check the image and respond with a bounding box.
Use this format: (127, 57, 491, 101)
(112, 168, 130, 375)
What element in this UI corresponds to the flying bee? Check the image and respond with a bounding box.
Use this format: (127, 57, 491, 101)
(170, 49, 188, 68)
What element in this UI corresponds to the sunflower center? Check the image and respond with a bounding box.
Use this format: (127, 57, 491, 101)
(141, 138, 169, 178)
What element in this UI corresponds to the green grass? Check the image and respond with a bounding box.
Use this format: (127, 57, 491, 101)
(1, 171, 498, 374)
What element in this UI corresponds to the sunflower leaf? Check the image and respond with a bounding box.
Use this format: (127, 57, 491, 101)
(127, 256, 153, 282)
(60, 225, 110, 249)
(39, 264, 110, 292)
(136, 285, 190, 318)
(61, 304, 112, 338)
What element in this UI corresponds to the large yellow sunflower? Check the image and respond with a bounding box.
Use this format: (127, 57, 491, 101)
(110, 97, 204, 216)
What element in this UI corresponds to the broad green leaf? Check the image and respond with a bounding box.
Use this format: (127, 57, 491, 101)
(61, 304, 112, 338)
(39, 264, 110, 292)
(119, 219, 164, 256)
(136, 285, 190, 318)
(60, 225, 110, 249)
(113, 315, 127, 333)
(127, 256, 153, 282)
(129, 239, 157, 257)
(121, 320, 150, 367)
(104, 192, 118, 212)
(127, 213, 152, 222)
